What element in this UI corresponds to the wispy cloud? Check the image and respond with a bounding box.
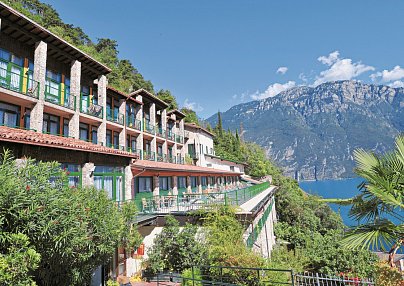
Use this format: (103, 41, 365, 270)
(314, 51, 375, 86)
(251, 81, 296, 100)
(276, 66, 288, 75)
(183, 98, 203, 112)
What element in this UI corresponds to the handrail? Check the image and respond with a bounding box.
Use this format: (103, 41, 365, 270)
(126, 117, 142, 130)
(0, 66, 40, 98)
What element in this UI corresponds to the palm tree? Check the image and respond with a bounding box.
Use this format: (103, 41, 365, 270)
(326, 135, 404, 267)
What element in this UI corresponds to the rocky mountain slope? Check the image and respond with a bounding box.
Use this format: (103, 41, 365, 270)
(207, 80, 404, 180)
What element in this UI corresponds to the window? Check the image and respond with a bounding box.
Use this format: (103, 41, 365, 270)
(106, 130, 112, 146)
(0, 48, 25, 92)
(45, 70, 61, 102)
(0, 102, 20, 127)
(159, 177, 171, 191)
(230, 166, 235, 172)
(157, 144, 163, 155)
(79, 123, 89, 141)
(81, 86, 90, 112)
(138, 177, 152, 193)
(42, 113, 60, 135)
(64, 77, 71, 105)
(113, 132, 119, 149)
(201, 176, 207, 186)
(23, 108, 31, 129)
(91, 126, 98, 144)
(177, 176, 186, 189)
(94, 166, 124, 202)
(190, 176, 197, 188)
(63, 119, 69, 137)
(127, 135, 137, 151)
(61, 163, 81, 187)
(206, 146, 208, 154)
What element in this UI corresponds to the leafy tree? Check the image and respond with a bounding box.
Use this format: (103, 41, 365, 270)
(145, 216, 206, 274)
(0, 151, 141, 286)
(156, 89, 178, 110)
(180, 108, 199, 125)
(327, 135, 404, 267)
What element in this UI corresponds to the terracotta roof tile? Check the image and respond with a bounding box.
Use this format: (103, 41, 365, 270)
(0, 126, 138, 159)
(132, 160, 241, 175)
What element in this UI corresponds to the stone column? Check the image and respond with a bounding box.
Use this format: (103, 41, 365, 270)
(119, 99, 126, 150)
(97, 75, 107, 145)
(150, 103, 156, 160)
(172, 176, 178, 195)
(68, 60, 81, 138)
(197, 176, 202, 193)
(186, 176, 192, 192)
(136, 102, 143, 159)
(161, 109, 167, 159)
(125, 165, 133, 200)
(153, 176, 160, 197)
(30, 41, 47, 132)
(137, 133, 143, 159)
(82, 162, 95, 187)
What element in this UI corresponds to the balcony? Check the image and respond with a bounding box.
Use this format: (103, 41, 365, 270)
(156, 153, 166, 162)
(167, 130, 175, 141)
(156, 126, 166, 138)
(126, 147, 142, 157)
(106, 107, 124, 125)
(44, 85, 76, 110)
(106, 143, 122, 150)
(80, 97, 103, 119)
(0, 67, 40, 99)
(126, 117, 142, 131)
(167, 156, 176, 164)
(188, 152, 199, 160)
(144, 120, 155, 135)
(143, 150, 155, 161)
(177, 156, 185, 164)
(175, 134, 184, 144)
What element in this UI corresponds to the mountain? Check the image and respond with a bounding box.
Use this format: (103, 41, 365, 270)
(207, 80, 404, 180)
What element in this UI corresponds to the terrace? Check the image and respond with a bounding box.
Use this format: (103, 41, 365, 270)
(131, 182, 270, 215)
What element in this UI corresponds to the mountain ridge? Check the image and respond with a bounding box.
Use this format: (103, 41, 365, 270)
(207, 80, 404, 180)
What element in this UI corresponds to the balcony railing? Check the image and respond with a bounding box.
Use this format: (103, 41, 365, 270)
(177, 156, 185, 164)
(188, 152, 199, 160)
(126, 117, 142, 131)
(144, 120, 155, 135)
(44, 85, 76, 110)
(143, 150, 155, 161)
(106, 143, 122, 150)
(167, 130, 175, 141)
(106, 107, 124, 125)
(126, 147, 142, 157)
(156, 126, 166, 138)
(132, 182, 270, 214)
(80, 99, 103, 119)
(176, 134, 184, 144)
(0, 67, 40, 98)
(167, 156, 176, 164)
(156, 153, 166, 162)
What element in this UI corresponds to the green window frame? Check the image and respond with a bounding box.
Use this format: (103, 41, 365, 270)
(93, 166, 125, 202)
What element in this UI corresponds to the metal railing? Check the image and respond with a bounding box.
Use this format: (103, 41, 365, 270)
(44, 87, 76, 110)
(156, 126, 166, 138)
(144, 120, 155, 134)
(133, 182, 269, 214)
(126, 117, 142, 131)
(167, 130, 175, 141)
(156, 153, 166, 162)
(80, 100, 103, 119)
(126, 147, 142, 157)
(143, 150, 155, 161)
(152, 266, 375, 286)
(246, 200, 274, 248)
(106, 107, 124, 125)
(175, 134, 184, 144)
(0, 67, 40, 98)
(177, 156, 185, 164)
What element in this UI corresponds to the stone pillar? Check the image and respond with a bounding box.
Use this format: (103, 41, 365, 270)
(153, 176, 160, 197)
(125, 165, 133, 200)
(82, 162, 95, 187)
(186, 176, 191, 192)
(30, 41, 47, 132)
(197, 176, 202, 193)
(172, 176, 178, 195)
(161, 109, 167, 133)
(68, 60, 81, 138)
(119, 99, 126, 150)
(137, 133, 143, 159)
(150, 103, 156, 159)
(97, 75, 107, 145)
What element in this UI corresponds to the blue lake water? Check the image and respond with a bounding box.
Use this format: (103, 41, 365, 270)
(299, 178, 364, 226)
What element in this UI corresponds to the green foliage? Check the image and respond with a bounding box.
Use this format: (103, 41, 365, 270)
(374, 262, 404, 286)
(181, 108, 199, 124)
(0, 233, 40, 286)
(145, 216, 206, 274)
(273, 174, 377, 278)
(157, 89, 178, 110)
(0, 151, 141, 286)
(181, 268, 203, 286)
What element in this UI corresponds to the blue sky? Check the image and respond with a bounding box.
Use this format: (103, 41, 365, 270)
(44, 0, 404, 118)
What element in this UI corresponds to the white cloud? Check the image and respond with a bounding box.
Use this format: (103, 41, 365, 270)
(370, 65, 404, 83)
(183, 98, 203, 112)
(251, 81, 296, 100)
(276, 66, 288, 75)
(314, 51, 375, 86)
(299, 73, 308, 83)
(388, 80, 404, 88)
